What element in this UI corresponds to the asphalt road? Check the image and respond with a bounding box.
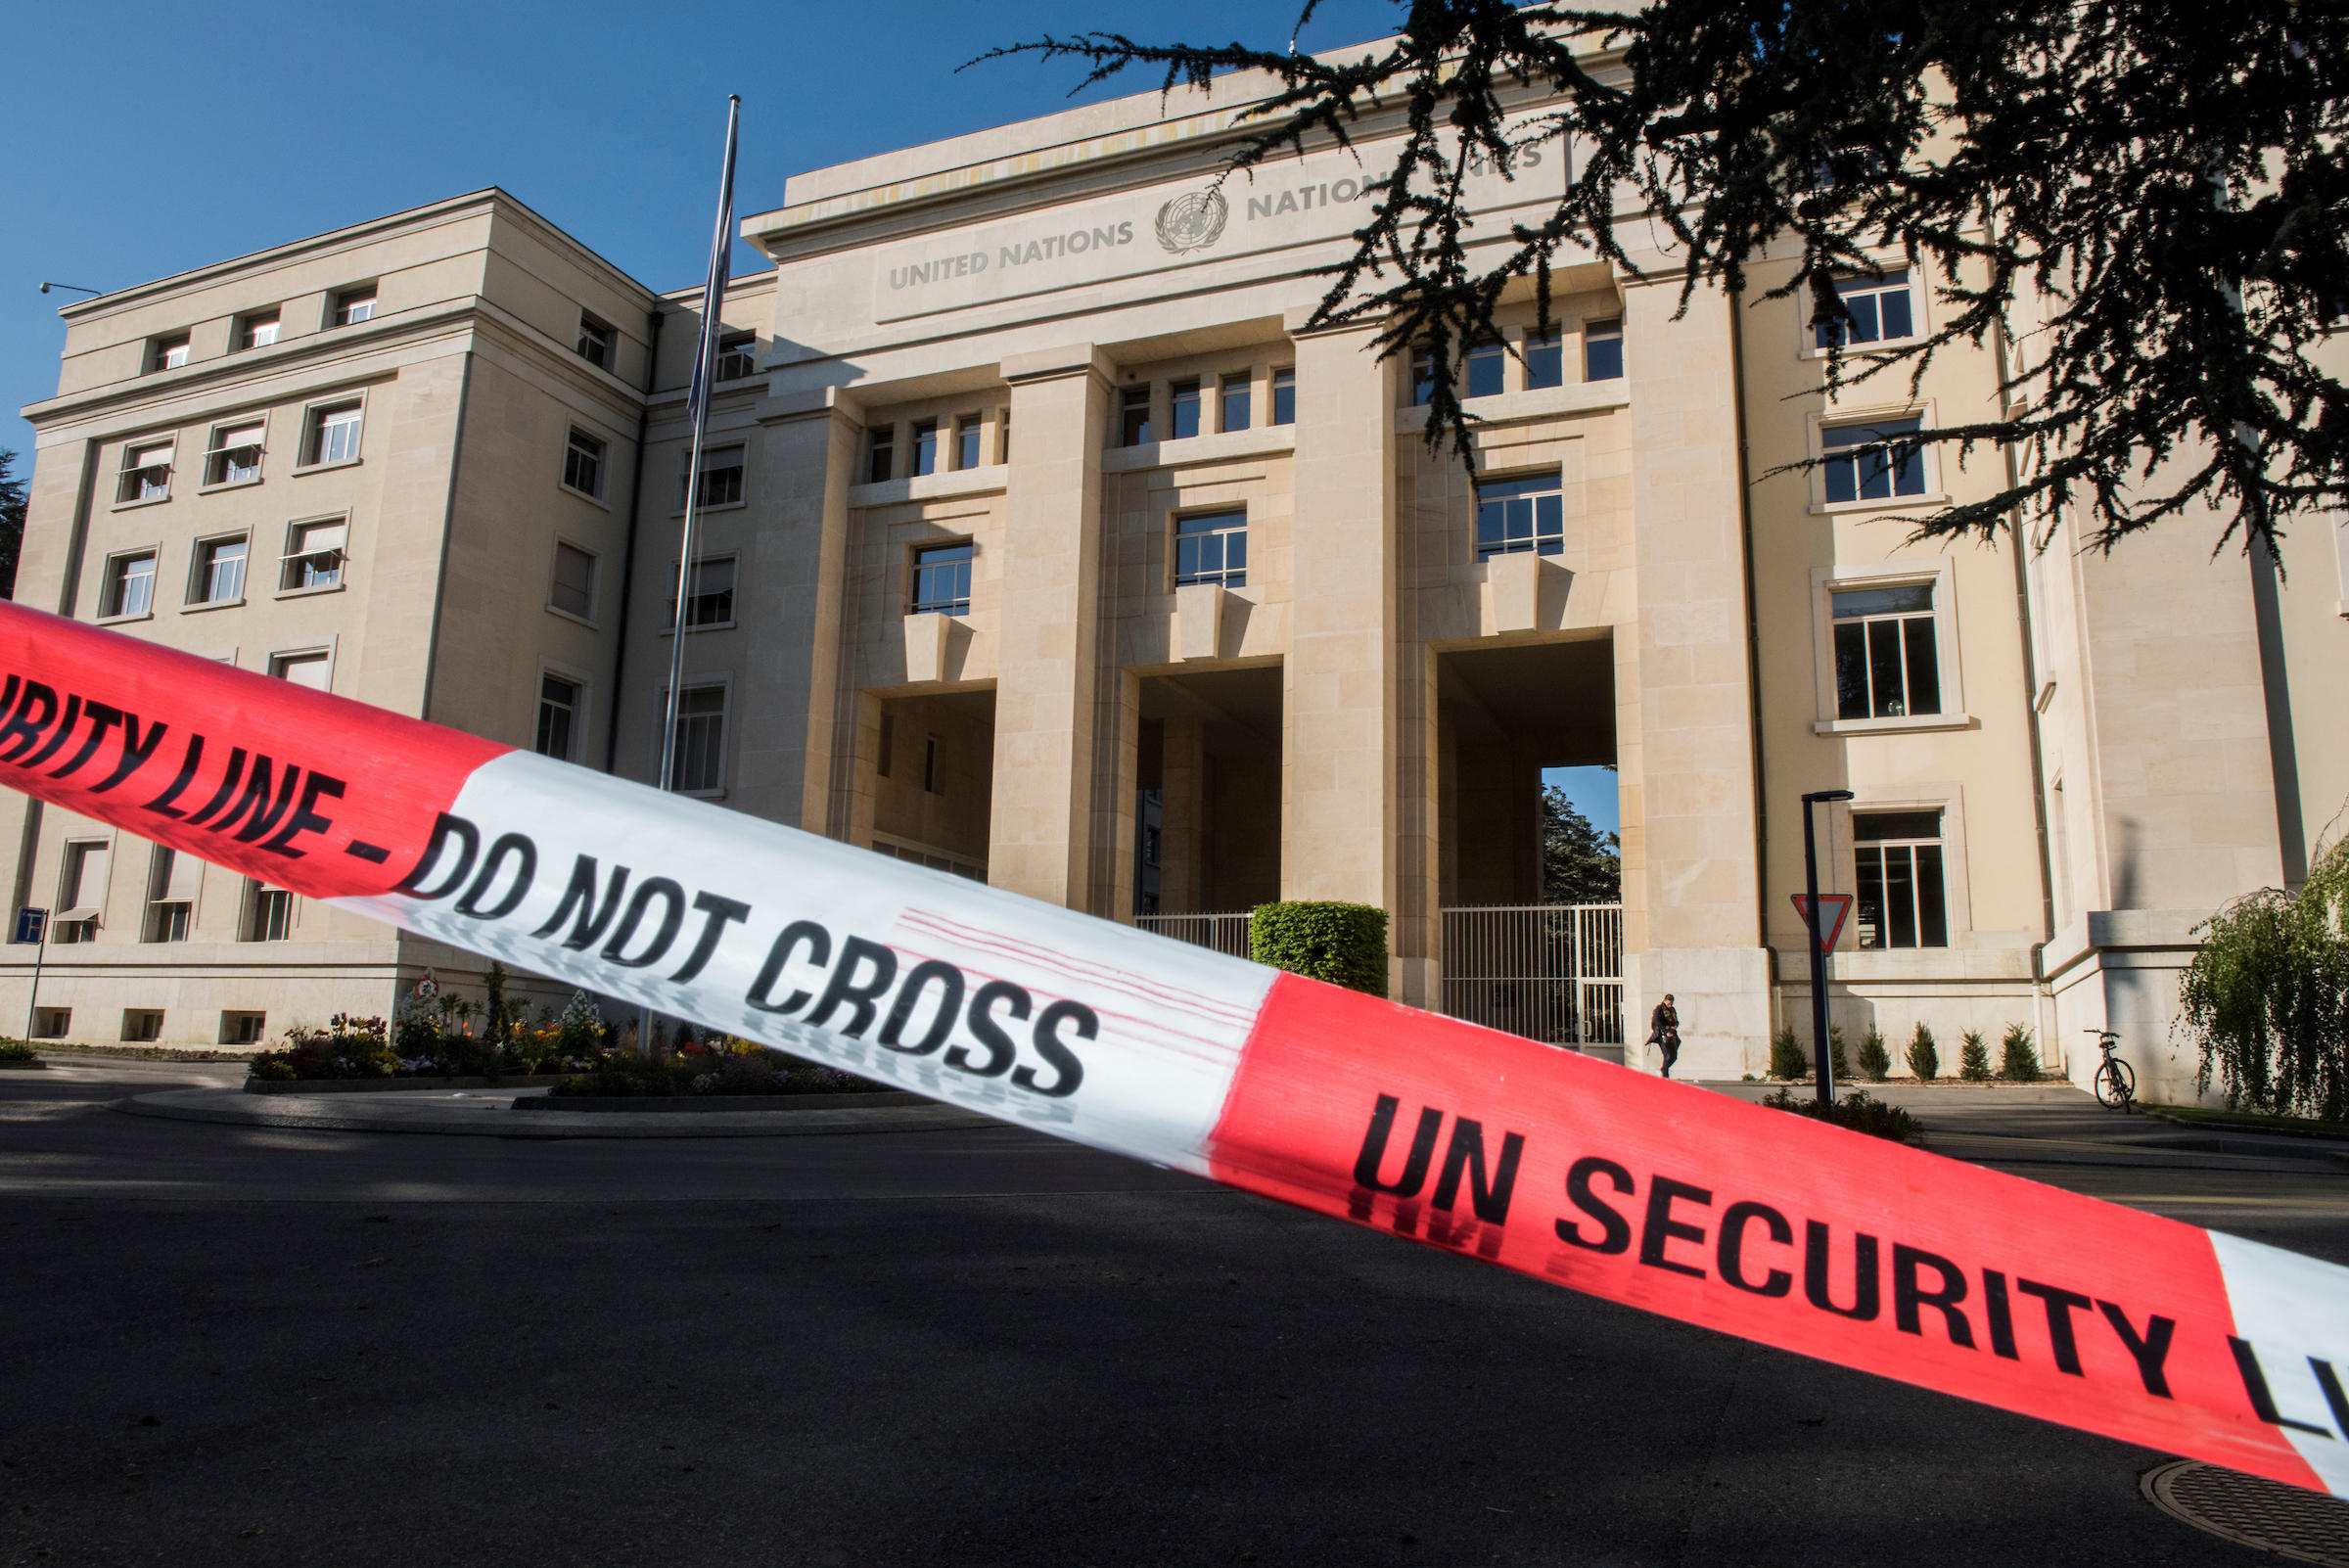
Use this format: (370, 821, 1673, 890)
(4, 1059, 2344, 1567)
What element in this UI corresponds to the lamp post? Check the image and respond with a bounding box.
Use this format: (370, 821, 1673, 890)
(1801, 789, 1854, 1108)
(37, 283, 102, 298)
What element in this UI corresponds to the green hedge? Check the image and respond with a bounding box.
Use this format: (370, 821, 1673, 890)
(1250, 901, 1390, 994)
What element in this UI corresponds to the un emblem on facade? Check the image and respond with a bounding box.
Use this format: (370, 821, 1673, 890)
(1155, 188, 1229, 254)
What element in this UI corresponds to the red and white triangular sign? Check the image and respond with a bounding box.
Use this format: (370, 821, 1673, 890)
(1790, 894, 1854, 954)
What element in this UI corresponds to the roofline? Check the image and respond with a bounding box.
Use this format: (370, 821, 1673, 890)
(55, 187, 665, 320)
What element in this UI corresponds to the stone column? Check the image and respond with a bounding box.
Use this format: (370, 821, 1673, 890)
(1621, 271, 1771, 1076)
(1281, 311, 1405, 992)
(739, 392, 860, 835)
(990, 346, 1114, 908)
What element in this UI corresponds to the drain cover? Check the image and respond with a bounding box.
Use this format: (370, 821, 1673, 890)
(2143, 1460, 2349, 1566)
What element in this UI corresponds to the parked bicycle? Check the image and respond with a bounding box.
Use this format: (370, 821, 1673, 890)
(2085, 1029, 2136, 1111)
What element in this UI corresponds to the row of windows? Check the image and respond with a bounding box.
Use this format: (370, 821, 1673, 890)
(145, 287, 378, 376)
(1411, 321, 1623, 406)
(115, 398, 364, 508)
(44, 838, 301, 946)
(97, 519, 346, 621)
(558, 426, 748, 515)
(868, 412, 1003, 484)
(1117, 369, 1297, 448)
(24, 1007, 271, 1045)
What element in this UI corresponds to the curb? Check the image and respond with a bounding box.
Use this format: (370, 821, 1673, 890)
(515, 1089, 925, 1113)
(115, 1087, 997, 1140)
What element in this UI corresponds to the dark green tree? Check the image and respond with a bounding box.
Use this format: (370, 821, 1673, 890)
(988, 1, 2348, 557)
(0, 449, 25, 600)
(1541, 783, 1620, 905)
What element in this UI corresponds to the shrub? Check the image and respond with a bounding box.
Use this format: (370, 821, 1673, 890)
(1857, 1027, 1891, 1083)
(548, 1047, 887, 1098)
(1769, 1026, 1809, 1081)
(1827, 1025, 1850, 1083)
(2000, 1024, 2041, 1083)
(1907, 1023, 1940, 1082)
(0, 1038, 37, 1063)
(1760, 1086, 1919, 1142)
(1249, 901, 1389, 995)
(1958, 1029, 1993, 1082)
(2178, 836, 2349, 1122)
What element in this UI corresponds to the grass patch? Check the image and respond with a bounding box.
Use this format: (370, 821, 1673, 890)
(2143, 1102, 2349, 1139)
(16, 1040, 259, 1063)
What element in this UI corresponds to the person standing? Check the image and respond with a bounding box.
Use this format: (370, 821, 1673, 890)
(1647, 993, 1681, 1079)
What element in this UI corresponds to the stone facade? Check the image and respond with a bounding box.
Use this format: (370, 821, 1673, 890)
(9, 61, 2344, 1096)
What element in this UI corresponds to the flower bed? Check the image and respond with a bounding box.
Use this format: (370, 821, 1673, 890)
(547, 1040, 887, 1099)
(248, 983, 612, 1084)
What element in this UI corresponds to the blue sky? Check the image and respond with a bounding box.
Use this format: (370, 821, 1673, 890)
(2, 0, 1405, 461)
(1543, 766, 1621, 836)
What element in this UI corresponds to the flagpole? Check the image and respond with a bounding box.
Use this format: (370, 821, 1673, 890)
(649, 93, 739, 1056)
(659, 93, 741, 802)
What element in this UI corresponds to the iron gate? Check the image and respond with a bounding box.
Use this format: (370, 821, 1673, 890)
(1440, 903, 1625, 1047)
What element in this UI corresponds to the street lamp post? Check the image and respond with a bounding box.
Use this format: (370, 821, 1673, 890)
(1801, 789, 1854, 1108)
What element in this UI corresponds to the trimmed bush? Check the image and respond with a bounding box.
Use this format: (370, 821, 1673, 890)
(0, 1038, 38, 1063)
(1959, 1029, 1993, 1082)
(1827, 1024, 1850, 1083)
(1760, 1086, 1920, 1142)
(1857, 1027, 1891, 1083)
(2000, 1024, 2041, 1083)
(1249, 901, 1389, 995)
(1907, 1023, 1940, 1082)
(1769, 1026, 1809, 1081)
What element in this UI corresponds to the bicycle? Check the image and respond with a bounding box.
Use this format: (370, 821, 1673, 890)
(2085, 1029, 2136, 1111)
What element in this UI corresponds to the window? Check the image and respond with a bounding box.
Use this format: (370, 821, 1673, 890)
(1220, 374, 1251, 433)
(121, 1010, 163, 1043)
(1170, 379, 1202, 439)
(563, 429, 605, 497)
(31, 1008, 69, 1039)
(1174, 509, 1246, 589)
(236, 311, 281, 351)
(1465, 340, 1506, 398)
(996, 411, 1012, 465)
(668, 556, 736, 628)
(1831, 582, 1941, 719)
(1821, 416, 1925, 504)
(868, 427, 894, 484)
(57, 840, 110, 943)
(1410, 348, 1436, 407)
(269, 652, 330, 689)
(280, 519, 346, 591)
(877, 712, 894, 778)
(1815, 270, 1916, 349)
(244, 882, 294, 942)
(1475, 472, 1564, 561)
(1854, 810, 1949, 949)
(221, 1012, 267, 1045)
(1524, 330, 1564, 391)
(117, 438, 174, 503)
(666, 684, 727, 794)
(332, 287, 376, 326)
(1119, 386, 1151, 446)
(1270, 367, 1295, 426)
(672, 443, 740, 510)
(549, 541, 596, 620)
(1585, 319, 1624, 382)
(911, 419, 939, 477)
(715, 332, 757, 381)
(204, 422, 264, 486)
(149, 334, 191, 374)
(576, 314, 613, 369)
(303, 400, 362, 466)
(536, 673, 581, 760)
(100, 552, 157, 619)
(954, 415, 983, 471)
(191, 536, 248, 605)
(923, 734, 943, 795)
(144, 847, 199, 943)
(910, 541, 973, 616)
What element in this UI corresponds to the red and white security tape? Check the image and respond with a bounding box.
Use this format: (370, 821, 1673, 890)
(2, 601, 2343, 1495)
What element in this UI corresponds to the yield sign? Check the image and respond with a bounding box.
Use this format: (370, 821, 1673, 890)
(1790, 894, 1854, 955)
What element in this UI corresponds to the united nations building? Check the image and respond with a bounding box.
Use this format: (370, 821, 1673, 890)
(8, 44, 2343, 1100)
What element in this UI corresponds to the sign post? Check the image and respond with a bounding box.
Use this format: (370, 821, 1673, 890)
(15, 906, 49, 1049)
(1798, 791, 1854, 1107)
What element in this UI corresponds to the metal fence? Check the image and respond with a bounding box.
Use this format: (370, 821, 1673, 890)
(1135, 910, 1256, 959)
(1439, 903, 1625, 1048)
